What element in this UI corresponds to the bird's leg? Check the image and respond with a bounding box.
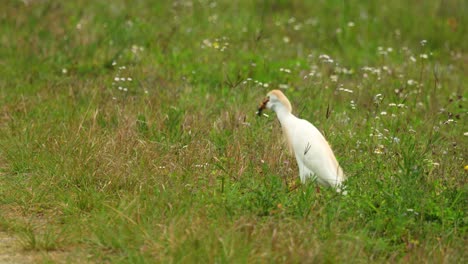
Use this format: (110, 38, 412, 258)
(316, 185, 321, 193)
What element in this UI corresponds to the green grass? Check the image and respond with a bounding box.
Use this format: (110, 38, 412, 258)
(0, 0, 467, 263)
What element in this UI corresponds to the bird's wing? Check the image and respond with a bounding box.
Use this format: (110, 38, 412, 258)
(291, 119, 344, 186)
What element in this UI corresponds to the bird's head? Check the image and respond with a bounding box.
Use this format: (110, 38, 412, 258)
(257, 89, 292, 116)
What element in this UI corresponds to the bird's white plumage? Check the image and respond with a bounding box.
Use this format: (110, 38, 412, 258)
(260, 90, 346, 190)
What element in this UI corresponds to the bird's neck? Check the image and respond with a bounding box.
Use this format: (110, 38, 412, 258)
(273, 105, 296, 154)
(274, 106, 296, 127)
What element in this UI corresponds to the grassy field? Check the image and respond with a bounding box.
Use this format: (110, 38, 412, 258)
(0, 0, 467, 263)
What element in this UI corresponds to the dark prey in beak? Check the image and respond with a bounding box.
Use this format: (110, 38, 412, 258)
(256, 97, 269, 116)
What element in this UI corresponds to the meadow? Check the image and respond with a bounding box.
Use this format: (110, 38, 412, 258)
(0, 0, 467, 263)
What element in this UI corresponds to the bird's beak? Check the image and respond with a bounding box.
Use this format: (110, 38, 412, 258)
(256, 97, 269, 116)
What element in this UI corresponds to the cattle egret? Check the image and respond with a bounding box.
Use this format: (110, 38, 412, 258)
(257, 89, 346, 192)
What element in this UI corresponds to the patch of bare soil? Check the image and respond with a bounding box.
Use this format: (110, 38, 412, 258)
(0, 231, 80, 264)
(0, 231, 35, 264)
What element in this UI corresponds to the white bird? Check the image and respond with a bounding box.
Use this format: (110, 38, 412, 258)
(257, 89, 346, 191)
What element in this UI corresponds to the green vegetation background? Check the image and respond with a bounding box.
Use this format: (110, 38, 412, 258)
(0, 0, 466, 263)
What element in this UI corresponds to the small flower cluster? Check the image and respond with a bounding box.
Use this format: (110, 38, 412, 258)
(407, 79, 418, 86)
(335, 66, 354, 75)
(338, 86, 353, 94)
(377, 46, 394, 56)
(208, 14, 218, 23)
(274, 16, 311, 34)
(241, 78, 270, 88)
(112, 65, 133, 92)
(373, 93, 384, 104)
(318, 54, 334, 64)
(131, 44, 144, 54)
(333, 21, 356, 35)
(370, 125, 402, 154)
(172, 1, 194, 8)
(303, 65, 321, 79)
(362, 66, 382, 80)
(110, 62, 143, 95)
(194, 162, 209, 168)
(401, 41, 432, 64)
(201, 37, 229, 51)
(387, 103, 406, 108)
